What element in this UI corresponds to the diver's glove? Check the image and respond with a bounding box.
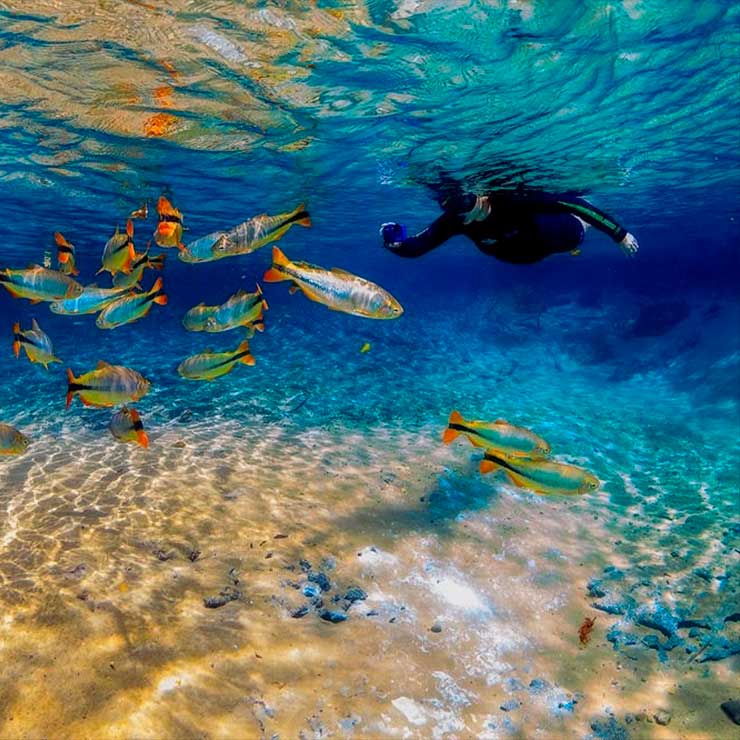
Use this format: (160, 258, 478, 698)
(380, 222, 407, 247)
(618, 231, 639, 258)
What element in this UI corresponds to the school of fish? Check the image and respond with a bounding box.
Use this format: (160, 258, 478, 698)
(1, 194, 598, 500)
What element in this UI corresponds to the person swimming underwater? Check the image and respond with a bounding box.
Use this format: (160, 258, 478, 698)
(380, 189, 638, 263)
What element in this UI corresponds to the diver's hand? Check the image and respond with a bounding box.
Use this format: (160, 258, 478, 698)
(618, 232, 639, 258)
(380, 222, 406, 247)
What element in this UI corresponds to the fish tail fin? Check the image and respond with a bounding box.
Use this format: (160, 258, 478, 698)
(292, 203, 311, 227)
(150, 254, 166, 270)
(12, 322, 21, 358)
(71, 266, 80, 277)
(66, 368, 76, 409)
(237, 340, 256, 366)
(152, 277, 168, 305)
(253, 319, 265, 333)
(255, 283, 269, 311)
(479, 459, 498, 475)
(126, 219, 134, 238)
(129, 408, 149, 448)
(442, 410, 464, 444)
(263, 247, 290, 282)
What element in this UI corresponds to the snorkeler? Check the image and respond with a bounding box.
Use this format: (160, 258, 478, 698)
(380, 189, 638, 263)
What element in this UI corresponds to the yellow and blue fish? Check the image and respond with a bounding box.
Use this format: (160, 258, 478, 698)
(113, 250, 165, 290)
(480, 450, 599, 496)
(263, 247, 403, 319)
(99, 220, 136, 276)
(443, 410, 551, 459)
(203, 285, 268, 334)
(50, 283, 133, 316)
(182, 303, 219, 332)
(0, 264, 83, 303)
(177, 340, 255, 381)
(13, 319, 60, 369)
(96, 277, 168, 329)
(0, 423, 30, 455)
(109, 406, 148, 448)
(66, 361, 151, 409)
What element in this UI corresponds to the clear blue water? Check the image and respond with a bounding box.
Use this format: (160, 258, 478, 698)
(0, 2, 739, 738)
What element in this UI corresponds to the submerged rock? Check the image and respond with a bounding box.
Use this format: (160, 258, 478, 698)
(203, 586, 240, 609)
(320, 609, 348, 623)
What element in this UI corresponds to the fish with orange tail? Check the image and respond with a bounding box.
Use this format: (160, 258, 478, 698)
(203, 285, 268, 334)
(99, 220, 136, 276)
(129, 203, 148, 220)
(109, 406, 149, 448)
(13, 319, 60, 369)
(154, 195, 184, 250)
(0, 264, 83, 303)
(113, 250, 165, 290)
(177, 340, 255, 381)
(66, 361, 150, 409)
(442, 410, 550, 459)
(263, 247, 403, 319)
(54, 232, 79, 276)
(96, 277, 167, 329)
(479, 450, 599, 496)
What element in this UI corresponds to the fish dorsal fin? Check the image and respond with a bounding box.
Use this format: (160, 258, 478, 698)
(330, 267, 355, 276)
(27, 263, 42, 270)
(234, 289, 248, 298)
(494, 418, 509, 425)
(31, 319, 41, 332)
(96, 360, 111, 369)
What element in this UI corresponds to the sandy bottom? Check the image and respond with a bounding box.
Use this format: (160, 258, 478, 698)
(0, 294, 738, 739)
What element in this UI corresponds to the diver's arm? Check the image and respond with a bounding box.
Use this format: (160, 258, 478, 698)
(523, 193, 638, 254)
(380, 209, 462, 258)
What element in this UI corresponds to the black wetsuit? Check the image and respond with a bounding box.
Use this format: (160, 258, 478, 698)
(385, 191, 628, 264)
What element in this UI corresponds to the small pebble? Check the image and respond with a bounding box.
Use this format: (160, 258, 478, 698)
(500, 700, 520, 712)
(319, 610, 348, 624)
(430, 623, 442, 633)
(720, 700, 740, 725)
(654, 710, 671, 726)
(291, 606, 310, 619)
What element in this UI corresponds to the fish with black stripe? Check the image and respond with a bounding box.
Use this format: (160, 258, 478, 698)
(13, 319, 61, 369)
(96, 277, 168, 329)
(177, 339, 255, 381)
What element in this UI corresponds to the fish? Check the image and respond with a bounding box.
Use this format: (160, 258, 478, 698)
(154, 195, 184, 249)
(96, 277, 168, 329)
(442, 410, 551, 459)
(579, 616, 597, 645)
(129, 203, 148, 220)
(182, 303, 219, 332)
(0, 264, 83, 303)
(13, 319, 61, 369)
(54, 232, 79, 276)
(263, 247, 403, 319)
(178, 204, 311, 264)
(109, 406, 149, 448)
(360, 342, 371, 353)
(177, 340, 255, 381)
(50, 284, 133, 315)
(479, 450, 600, 496)
(66, 361, 151, 409)
(99, 220, 136, 276)
(112, 250, 165, 290)
(0, 423, 30, 455)
(203, 285, 268, 334)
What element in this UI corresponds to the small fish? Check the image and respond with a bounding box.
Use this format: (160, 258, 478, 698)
(113, 250, 165, 290)
(263, 247, 403, 319)
(182, 303, 219, 332)
(54, 232, 79, 276)
(203, 285, 268, 333)
(177, 231, 228, 264)
(96, 277, 168, 329)
(0, 423, 30, 455)
(13, 319, 61, 369)
(99, 220, 136, 276)
(129, 203, 148, 220)
(579, 616, 597, 645)
(109, 406, 149, 448)
(360, 342, 371, 353)
(0, 265, 83, 303)
(479, 450, 600, 496)
(177, 340, 255, 381)
(154, 195, 184, 250)
(66, 361, 151, 409)
(51, 284, 133, 315)
(443, 410, 550, 459)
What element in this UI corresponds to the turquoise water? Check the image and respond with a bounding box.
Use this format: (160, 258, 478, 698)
(0, 2, 739, 738)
